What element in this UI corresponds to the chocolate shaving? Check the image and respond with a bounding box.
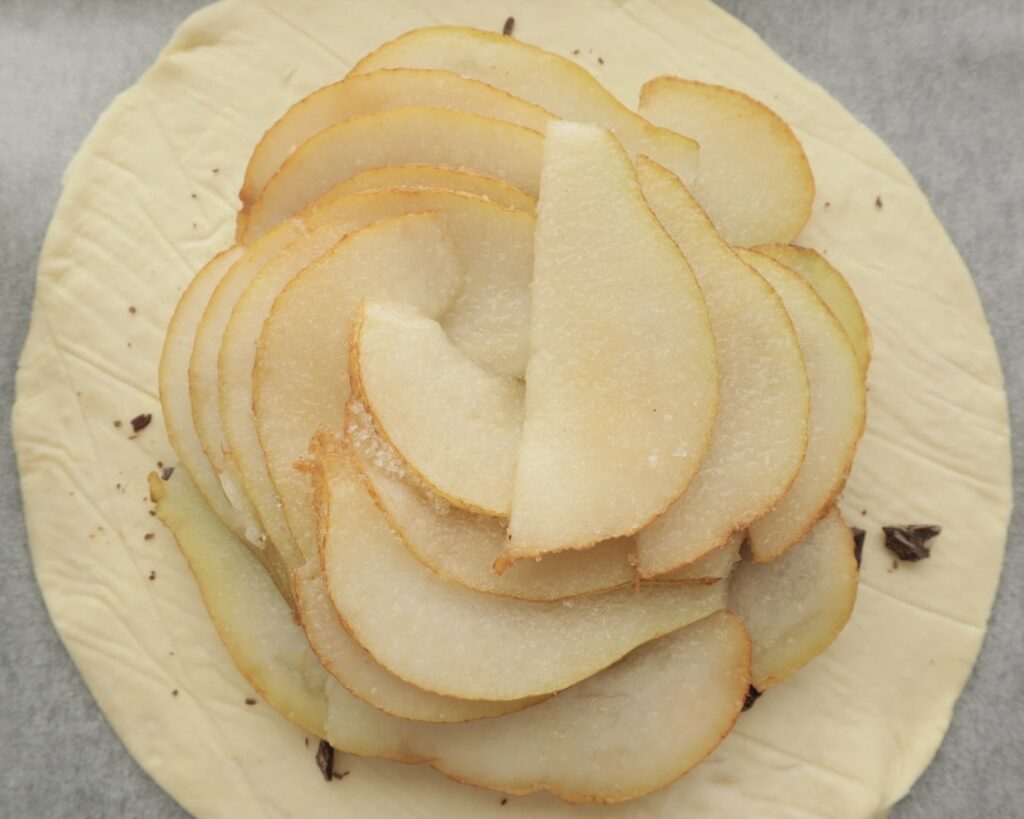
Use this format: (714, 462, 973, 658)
(161, 466, 175, 482)
(851, 527, 866, 567)
(500, 797, 509, 805)
(130, 413, 152, 433)
(113, 420, 122, 428)
(144, 532, 155, 541)
(875, 195, 883, 209)
(128, 306, 137, 314)
(148, 571, 156, 581)
(316, 740, 335, 781)
(502, 16, 515, 36)
(245, 698, 257, 705)
(171, 689, 179, 697)
(742, 685, 762, 711)
(597, 56, 604, 65)
(572, 48, 580, 55)
(883, 524, 941, 562)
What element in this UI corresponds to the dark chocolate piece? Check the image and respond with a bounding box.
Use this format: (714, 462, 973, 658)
(502, 16, 515, 36)
(130, 413, 152, 433)
(851, 527, 866, 567)
(161, 466, 175, 482)
(883, 524, 941, 562)
(316, 740, 335, 781)
(742, 685, 762, 711)
(245, 698, 257, 705)
(875, 195, 883, 209)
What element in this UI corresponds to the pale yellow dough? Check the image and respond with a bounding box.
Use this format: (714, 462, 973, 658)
(12, 1, 1011, 818)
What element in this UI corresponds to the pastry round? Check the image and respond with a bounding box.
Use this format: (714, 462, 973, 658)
(13, 1, 1011, 817)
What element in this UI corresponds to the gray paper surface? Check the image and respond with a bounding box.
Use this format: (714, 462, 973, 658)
(1, 1, 1021, 817)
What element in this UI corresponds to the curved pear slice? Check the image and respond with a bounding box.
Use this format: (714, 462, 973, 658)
(738, 249, 866, 562)
(294, 564, 542, 723)
(348, 418, 635, 602)
(159, 247, 291, 602)
(633, 158, 809, 578)
(242, 106, 544, 244)
(240, 68, 554, 212)
(155, 471, 750, 803)
(505, 123, 718, 563)
(326, 164, 536, 212)
(729, 507, 858, 690)
(352, 301, 524, 517)
(756, 243, 872, 373)
(639, 77, 814, 247)
(318, 446, 726, 701)
(656, 532, 743, 584)
(350, 26, 699, 186)
(251, 192, 534, 563)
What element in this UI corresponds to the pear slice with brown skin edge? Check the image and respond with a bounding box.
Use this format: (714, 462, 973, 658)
(327, 164, 536, 212)
(350, 26, 699, 187)
(155, 468, 750, 804)
(729, 507, 858, 690)
(351, 300, 523, 517)
(318, 443, 727, 701)
(250, 192, 533, 563)
(242, 106, 544, 244)
(633, 158, 809, 579)
(158, 247, 292, 603)
(639, 76, 814, 247)
(345, 400, 636, 602)
(504, 122, 718, 565)
(755, 243, 872, 373)
(239, 67, 555, 213)
(737, 249, 866, 563)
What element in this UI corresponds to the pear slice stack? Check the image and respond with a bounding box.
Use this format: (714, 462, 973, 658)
(155, 24, 870, 805)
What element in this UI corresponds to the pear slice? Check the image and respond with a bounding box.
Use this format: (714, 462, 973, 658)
(655, 532, 743, 584)
(155, 469, 749, 803)
(639, 77, 814, 247)
(350, 26, 699, 186)
(737, 249, 866, 562)
(351, 301, 524, 517)
(319, 444, 726, 700)
(294, 563, 543, 723)
(158, 247, 292, 602)
(250, 191, 534, 562)
(327, 164, 536, 212)
(505, 122, 718, 563)
(633, 158, 809, 578)
(240, 67, 554, 212)
(242, 106, 543, 244)
(347, 406, 635, 601)
(729, 507, 858, 690)
(755, 243, 872, 373)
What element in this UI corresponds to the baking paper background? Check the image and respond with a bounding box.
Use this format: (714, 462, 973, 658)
(1, 1, 1020, 816)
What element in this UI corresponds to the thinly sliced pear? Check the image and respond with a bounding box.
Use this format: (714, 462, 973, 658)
(326, 164, 536, 212)
(738, 249, 866, 562)
(729, 507, 858, 690)
(242, 106, 543, 244)
(350, 26, 699, 186)
(294, 563, 542, 723)
(633, 159, 809, 578)
(156, 470, 750, 803)
(655, 532, 743, 584)
(639, 76, 814, 247)
(158, 248, 291, 602)
(346, 409, 635, 601)
(240, 68, 554, 212)
(251, 192, 534, 562)
(253, 212, 463, 560)
(505, 123, 718, 563)
(352, 301, 523, 517)
(318, 445, 726, 700)
(756, 243, 872, 373)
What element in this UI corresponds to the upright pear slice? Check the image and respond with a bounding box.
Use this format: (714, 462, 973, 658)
(639, 77, 814, 247)
(756, 243, 872, 373)
(633, 158, 809, 578)
(319, 447, 726, 701)
(352, 301, 524, 517)
(729, 507, 858, 690)
(240, 68, 554, 212)
(506, 122, 718, 562)
(294, 564, 542, 723)
(242, 106, 543, 243)
(327, 164, 536, 212)
(156, 470, 750, 804)
(738, 249, 866, 562)
(159, 247, 291, 601)
(347, 412, 635, 601)
(351, 26, 699, 186)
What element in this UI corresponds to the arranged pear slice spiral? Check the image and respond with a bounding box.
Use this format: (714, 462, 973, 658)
(155, 24, 873, 806)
